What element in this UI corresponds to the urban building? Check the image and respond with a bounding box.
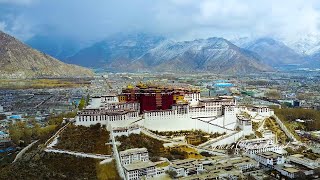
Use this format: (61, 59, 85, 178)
(287, 154, 320, 169)
(123, 160, 157, 180)
(111, 125, 141, 137)
(254, 151, 285, 168)
(169, 159, 204, 177)
(119, 148, 149, 165)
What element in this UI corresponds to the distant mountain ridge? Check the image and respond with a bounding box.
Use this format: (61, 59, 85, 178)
(130, 37, 273, 73)
(66, 33, 166, 68)
(240, 37, 305, 66)
(0, 31, 93, 79)
(66, 34, 273, 74)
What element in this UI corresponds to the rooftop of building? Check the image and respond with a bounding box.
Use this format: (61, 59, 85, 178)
(181, 168, 241, 180)
(122, 83, 200, 93)
(171, 159, 202, 169)
(237, 115, 251, 121)
(199, 97, 234, 103)
(288, 154, 320, 168)
(119, 148, 148, 155)
(275, 164, 300, 173)
(112, 125, 140, 131)
(123, 160, 155, 171)
(257, 151, 282, 159)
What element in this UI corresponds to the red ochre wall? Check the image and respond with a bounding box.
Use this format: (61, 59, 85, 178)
(162, 94, 174, 110)
(140, 94, 157, 113)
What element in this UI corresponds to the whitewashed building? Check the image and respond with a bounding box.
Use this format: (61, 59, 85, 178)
(254, 151, 285, 168)
(111, 125, 141, 137)
(123, 160, 157, 180)
(75, 94, 254, 137)
(287, 154, 320, 169)
(119, 148, 149, 165)
(170, 159, 204, 177)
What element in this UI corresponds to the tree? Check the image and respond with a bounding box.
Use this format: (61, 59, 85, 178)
(86, 94, 90, 106)
(78, 97, 86, 110)
(9, 121, 32, 145)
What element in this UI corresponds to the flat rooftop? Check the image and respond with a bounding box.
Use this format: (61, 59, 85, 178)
(119, 148, 148, 155)
(123, 160, 155, 171)
(257, 151, 282, 159)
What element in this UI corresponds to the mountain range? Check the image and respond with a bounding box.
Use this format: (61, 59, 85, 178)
(236, 37, 305, 66)
(65, 33, 165, 68)
(22, 32, 320, 75)
(59, 34, 273, 73)
(0, 31, 93, 79)
(130, 38, 272, 73)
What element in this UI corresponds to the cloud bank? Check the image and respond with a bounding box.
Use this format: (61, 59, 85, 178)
(0, 0, 320, 44)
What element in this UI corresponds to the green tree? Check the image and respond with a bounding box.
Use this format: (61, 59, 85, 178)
(78, 97, 86, 110)
(86, 94, 90, 106)
(9, 121, 32, 145)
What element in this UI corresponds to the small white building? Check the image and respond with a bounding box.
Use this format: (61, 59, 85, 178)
(111, 125, 141, 137)
(288, 154, 320, 169)
(170, 159, 204, 177)
(0, 131, 9, 140)
(229, 157, 259, 171)
(274, 164, 300, 179)
(238, 137, 283, 157)
(123, 160, 157, 180)
(237, 115, 253, 136)
(252, 106, 272, 117)
(119, 148, 149, 165)
(254, 151, 285, 168)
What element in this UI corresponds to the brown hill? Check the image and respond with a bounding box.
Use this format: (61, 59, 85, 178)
(0, 31, 93, 79)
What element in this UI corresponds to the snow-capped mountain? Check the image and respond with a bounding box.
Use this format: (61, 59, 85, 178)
(241, 38, 305, 66)
(66, 33, 165, 68)
(230, 36, 253, 48)
(131, 37, 273, 73)
(286, 33, 320, 56)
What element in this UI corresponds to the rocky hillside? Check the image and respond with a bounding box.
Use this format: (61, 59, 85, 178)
(0, 31, 93, 79)
(242, 38, 305, 66)
(66, 33, 165, 68)
(131, 38, 273, 74)
(66, 35, 273, 74)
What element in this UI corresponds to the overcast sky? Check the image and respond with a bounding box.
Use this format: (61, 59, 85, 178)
(0, 0, 320, 43)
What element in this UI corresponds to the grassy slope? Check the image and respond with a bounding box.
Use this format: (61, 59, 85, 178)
(54, 124, 112, 155)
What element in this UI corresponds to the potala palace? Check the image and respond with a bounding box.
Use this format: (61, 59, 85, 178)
(75, 83, 273, 139)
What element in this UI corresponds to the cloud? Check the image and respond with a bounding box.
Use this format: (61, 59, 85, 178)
(0, 0, 320, 44)
(0, 0, 35, 5)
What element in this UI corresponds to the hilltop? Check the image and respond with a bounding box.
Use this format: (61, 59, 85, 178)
(0, 31, 93, 79)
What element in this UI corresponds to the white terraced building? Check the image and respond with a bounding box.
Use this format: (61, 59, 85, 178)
(254, 151, 285, 168)
(119, 148, 149, 165)
(119, 148, 163, 180)
(238, 136, 284, 157)
(75, 93, 270, 136)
